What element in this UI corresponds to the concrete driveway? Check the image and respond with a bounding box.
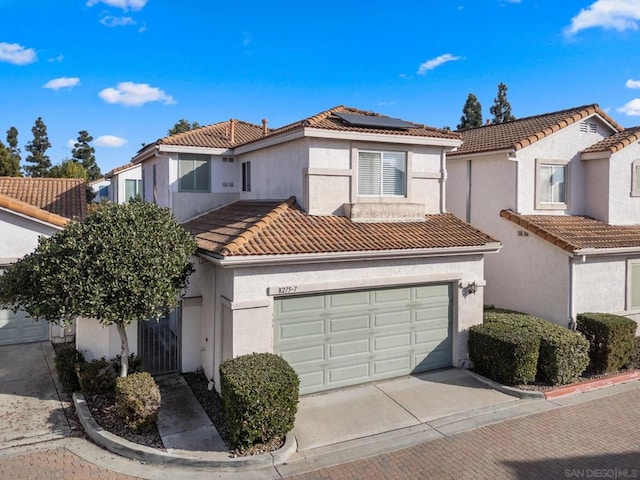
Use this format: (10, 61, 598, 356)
(0, 342, 71, 448)
(294, 368, 519, 450)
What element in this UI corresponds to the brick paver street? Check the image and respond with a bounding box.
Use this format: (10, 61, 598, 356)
(0, 387, 638, 480)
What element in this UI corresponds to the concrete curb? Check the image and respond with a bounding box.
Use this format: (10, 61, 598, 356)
(544, 370, 640, 400)
(72, 392, 297, 471)
(461, 369, 545, 399)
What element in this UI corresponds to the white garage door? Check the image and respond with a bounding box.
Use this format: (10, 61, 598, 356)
(0, 308, 49, 346)
(274, 283, 453, 394)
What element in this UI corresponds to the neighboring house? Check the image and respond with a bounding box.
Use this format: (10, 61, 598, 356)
(446, 104, 640, 331)
(77, 106, 501, 394)
(0, 177, 88, 345)
(104, 163, 142, 204)
(89, 177, 110, 203)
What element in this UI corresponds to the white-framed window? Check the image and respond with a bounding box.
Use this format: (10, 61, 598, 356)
(242, 161, 251, 192)
(125, 179, 142, 200)
(178, 153, 211, 192)
(358, 150, 406, 197)
(536, 159, 568, 210)
(627, 259, 640, 310)
(631, 160, 640, 197)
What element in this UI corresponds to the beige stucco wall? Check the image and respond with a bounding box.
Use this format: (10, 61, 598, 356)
(582, 157, 610, 222)
(204, 254, 488, 389)
(606, 143, 640, 225)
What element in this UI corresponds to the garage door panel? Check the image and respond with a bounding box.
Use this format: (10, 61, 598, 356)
(275, 283, 453, 394)
(277, 295, 325, 315)
(0, 309, 48, 346)
(329, 314, 370, 334)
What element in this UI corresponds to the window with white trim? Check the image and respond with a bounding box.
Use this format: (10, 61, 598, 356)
(125, 179, 142, 200)
(358, 150, 406, 197)
(178, 153, 211, 192)
(628, 259, 640, 310)
(632, 160, 640, 197)
(536, 159, 568, 209)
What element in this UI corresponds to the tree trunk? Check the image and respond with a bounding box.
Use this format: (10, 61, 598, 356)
(116, 324, 129, 377)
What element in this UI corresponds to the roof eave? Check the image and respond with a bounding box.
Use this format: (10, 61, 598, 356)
(574, 246, 640, 257)
(447, 148, 517, 161)
(580, 151, 612, 161)
(198, 243, 502, 268)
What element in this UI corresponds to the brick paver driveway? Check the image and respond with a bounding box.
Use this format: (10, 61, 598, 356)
(0, 386, 637, 479)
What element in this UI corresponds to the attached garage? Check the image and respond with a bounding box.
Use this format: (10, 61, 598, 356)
(274, 283, 453, 394)
(0, 308, 49, 346)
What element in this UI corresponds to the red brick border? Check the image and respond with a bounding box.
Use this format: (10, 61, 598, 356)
(544, 370, 640, 399)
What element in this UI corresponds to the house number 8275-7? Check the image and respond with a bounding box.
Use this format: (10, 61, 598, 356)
(278, 286, 298, 294)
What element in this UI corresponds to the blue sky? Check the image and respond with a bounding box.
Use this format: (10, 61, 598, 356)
(2, 0, 640, 174)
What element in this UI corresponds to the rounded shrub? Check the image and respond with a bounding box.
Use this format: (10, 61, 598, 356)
(219, 353, 299, 450)
(78, 358, 116, 394)
(54, 345, 85, 393)
(625, 337, 640, 370)
(115, 372, 161, 433)
(577, 313, 637, 373)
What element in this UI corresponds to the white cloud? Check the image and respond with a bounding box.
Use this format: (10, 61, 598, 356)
(138, 23, 147, 33)
(94, 135, 127, 147)
(66, 139, 76, 149)
(48, 54, 64, 63)
(626, 78, 640, 88)
(86, 0, 147, 11)
(100, 15, 136, 27)
(566, 0, 640, 35)
(617, 98, 640, 115)
(99, 82, 175, 106)
(417, 53, 461, 75)
(43, 77, 80, 90)
(0, 42, 37, 65)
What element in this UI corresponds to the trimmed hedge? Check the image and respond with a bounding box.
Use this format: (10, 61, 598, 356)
(577, 313, 637, 374)
(625, 337, 640, 370)
(54, 345, 85, 393)
(115, 372, 161, 432)
(477, 309, 589, 385)
(219, 353, 299, 450)
(468, 322, 540, 385)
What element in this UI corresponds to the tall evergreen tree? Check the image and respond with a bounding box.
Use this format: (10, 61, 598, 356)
(24, 117, 52, 177)
(490, 82, 515, 124)
(168, 119, 200, 135)
(6, 127, 21, 175)
(0, 142, 20, 176)
(71, 130, 100, 181)
(457, 93, 483, 130)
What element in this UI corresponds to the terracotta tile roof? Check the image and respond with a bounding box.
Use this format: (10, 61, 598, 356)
(258, 105, 460, 143)
(105, 162, 138, 178)
(0, 177, 88, 222)
(500, 210, 640, 253)
(450, 104, 624, 157)
(183, 198, 499, 257)
(139, 120, 266, 154)
(581, 126, 640, 154)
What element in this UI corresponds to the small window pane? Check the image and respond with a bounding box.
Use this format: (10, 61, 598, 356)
(539, 165, 566, 203)
(382, 152, 406, 196)
(358, 152, 382, 195)
(631, 263, 640, 309)
(178, 154, 210, 192)
(125, 179, 138, 200)
(635, 165, 640, 191)
(194, 160, 210, 191)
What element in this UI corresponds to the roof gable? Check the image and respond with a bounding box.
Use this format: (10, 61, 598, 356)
(183, 198, 499, 257)
(581, 126, 640, 155)
(0, 177, 88, 222)
(451, 104, 624, 157)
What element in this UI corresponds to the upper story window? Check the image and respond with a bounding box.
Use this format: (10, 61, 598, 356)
(628, 259, 640, 310)
(358, 150, 406, 197)
(178, 153, 210, 192)
(242, 161, 251, 192)
(632, 160, 640, 197)
(125, 179, 142, 200)
(536, 159, 568, 210)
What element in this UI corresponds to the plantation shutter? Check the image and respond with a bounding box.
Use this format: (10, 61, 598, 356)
(358, 152, 381, 195)
(382, 152, 406, 196)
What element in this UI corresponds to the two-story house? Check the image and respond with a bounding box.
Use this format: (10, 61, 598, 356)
(76, 106, 500, 394)
(104, 163, 142, 204)
(446, 104, 640, 331)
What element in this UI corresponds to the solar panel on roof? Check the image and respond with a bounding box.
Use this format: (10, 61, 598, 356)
(333, 112, 418, 129)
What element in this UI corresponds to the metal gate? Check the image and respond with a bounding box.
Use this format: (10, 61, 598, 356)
(138, 306, 181, 375)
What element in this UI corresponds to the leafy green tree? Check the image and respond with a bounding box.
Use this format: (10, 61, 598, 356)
(168, 119, 201, 135)
(0, 141, 20, 176)
(490, 82, 515, 124)
(24, 117, 52, 177)
(0, 200, 197, 376)
(49, 159, 88, 181)
(457, 93, 483, 130)
(71, 130, 101, 181)
(6, 127, 21, 175)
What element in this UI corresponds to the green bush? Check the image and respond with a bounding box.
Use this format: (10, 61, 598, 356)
(220, 353, 299, 450)
(115, 372, 161, 433)
(77, 353, 142, 395)
(54, 345, 85, 393)
(577, 313, 637, 373)
(483, 310, 589, 385)
(625, 337, 640, 370)
(468, 322, 540, 385)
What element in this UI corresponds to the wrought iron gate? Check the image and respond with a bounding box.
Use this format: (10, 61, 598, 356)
(138, 306, 181, 375)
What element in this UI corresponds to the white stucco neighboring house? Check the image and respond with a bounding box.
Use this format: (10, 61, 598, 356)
(446, 104, 640, 331)
(76, 106, 501, 394)
(89, 177, 110, 203)
(104, 162, 142, 204)
(0, 177, 88, 345)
